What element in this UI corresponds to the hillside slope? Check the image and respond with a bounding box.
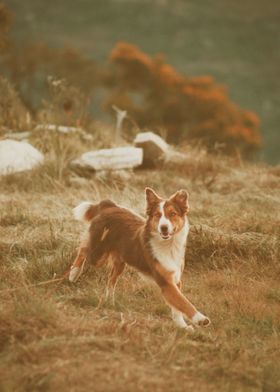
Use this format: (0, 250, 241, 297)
(0, 130, 279, 391)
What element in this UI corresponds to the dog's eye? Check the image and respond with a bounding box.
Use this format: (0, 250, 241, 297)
(170, 211, 177, 217)
(155, 212, 161, 218)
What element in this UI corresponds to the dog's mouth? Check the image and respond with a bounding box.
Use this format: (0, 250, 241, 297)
(160, 233, 172, 240)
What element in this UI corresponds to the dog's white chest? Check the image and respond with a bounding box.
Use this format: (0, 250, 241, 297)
(150, 221, 189, 284)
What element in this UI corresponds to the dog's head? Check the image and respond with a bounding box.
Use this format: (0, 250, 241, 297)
(145, 187, 189, 240)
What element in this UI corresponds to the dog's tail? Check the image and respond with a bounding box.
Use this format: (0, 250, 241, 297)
(73, 202, 97, 222)
(73, 199, 116, 223)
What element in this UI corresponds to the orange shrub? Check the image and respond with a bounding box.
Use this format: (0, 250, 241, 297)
(106, 42, 262, 155)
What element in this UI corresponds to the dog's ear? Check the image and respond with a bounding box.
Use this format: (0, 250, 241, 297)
(170, 189, 190, 214)
(145, 188, 161, 214)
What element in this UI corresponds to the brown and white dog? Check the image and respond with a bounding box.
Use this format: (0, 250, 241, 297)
(69, 188, 210, 330)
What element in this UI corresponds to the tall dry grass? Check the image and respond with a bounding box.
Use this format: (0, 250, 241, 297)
(0, 127, 280, 391)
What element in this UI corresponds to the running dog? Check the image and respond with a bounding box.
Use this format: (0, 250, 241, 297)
(69, 188, 210, 330)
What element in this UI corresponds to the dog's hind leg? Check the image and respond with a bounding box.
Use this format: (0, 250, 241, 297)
(105, 256, 125, 305)
(69, 244, 87, 283)
(69, 225, 110, 283)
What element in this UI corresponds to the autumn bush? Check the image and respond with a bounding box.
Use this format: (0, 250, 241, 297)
(3, 43, 99, 112)
(39, 76, 91, 127)
(106, 42, 261, 155)
(0, 76, 29, 130)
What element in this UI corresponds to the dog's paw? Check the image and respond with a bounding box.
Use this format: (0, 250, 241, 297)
(69, 266, 81, 283)
(192, 311, 211, 327)
(184, 324, 195, 332)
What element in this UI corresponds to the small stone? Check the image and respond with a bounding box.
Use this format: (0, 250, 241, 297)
(35, 124, 83, 134)
(4, 131, 31, 141)
(34, 124, 93, 141)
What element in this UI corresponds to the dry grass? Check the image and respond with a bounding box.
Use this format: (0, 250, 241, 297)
(0, 129, 280, 392)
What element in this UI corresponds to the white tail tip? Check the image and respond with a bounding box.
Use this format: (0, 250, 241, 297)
(73, 201, 93, 221)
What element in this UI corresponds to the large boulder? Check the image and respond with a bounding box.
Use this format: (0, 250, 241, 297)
(71, 147, 143, 173)
(134, 131, 169, 167)
(0, 139, 44, 175)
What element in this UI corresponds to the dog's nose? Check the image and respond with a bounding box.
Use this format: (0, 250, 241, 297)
(160, 225, 168, 234)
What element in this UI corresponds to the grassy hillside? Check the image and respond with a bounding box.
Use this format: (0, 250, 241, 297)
(0, 128, 279, 391)
(6, 0, 280, 164)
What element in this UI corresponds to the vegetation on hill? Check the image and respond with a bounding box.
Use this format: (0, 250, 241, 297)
(4, 0, 280, 163)
(0, 3, 12, 54)
(0, 2, 270, 159)
(107, 42, 261, 155)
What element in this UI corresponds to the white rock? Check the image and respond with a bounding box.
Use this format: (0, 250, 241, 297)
(34, 124, 93, 141)
(71, 147, 143, 172)
(0, 139, 44, 175)
(134, 131, 169, 166)
(4, 131, 31, 141)
(35, 124, 83, 134)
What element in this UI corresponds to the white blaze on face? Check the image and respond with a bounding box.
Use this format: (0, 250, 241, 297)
(158, 201, 173, 238)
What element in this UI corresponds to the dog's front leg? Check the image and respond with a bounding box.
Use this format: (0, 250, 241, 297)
(161, 283, 210, 327)
(169, 281, 194, 330)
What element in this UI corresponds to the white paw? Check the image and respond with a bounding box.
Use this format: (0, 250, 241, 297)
(192, 311, 211, 327)
(172, 314, 195, 331)
(185, 324, 195, 332)
(69, 266, 81, 282)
